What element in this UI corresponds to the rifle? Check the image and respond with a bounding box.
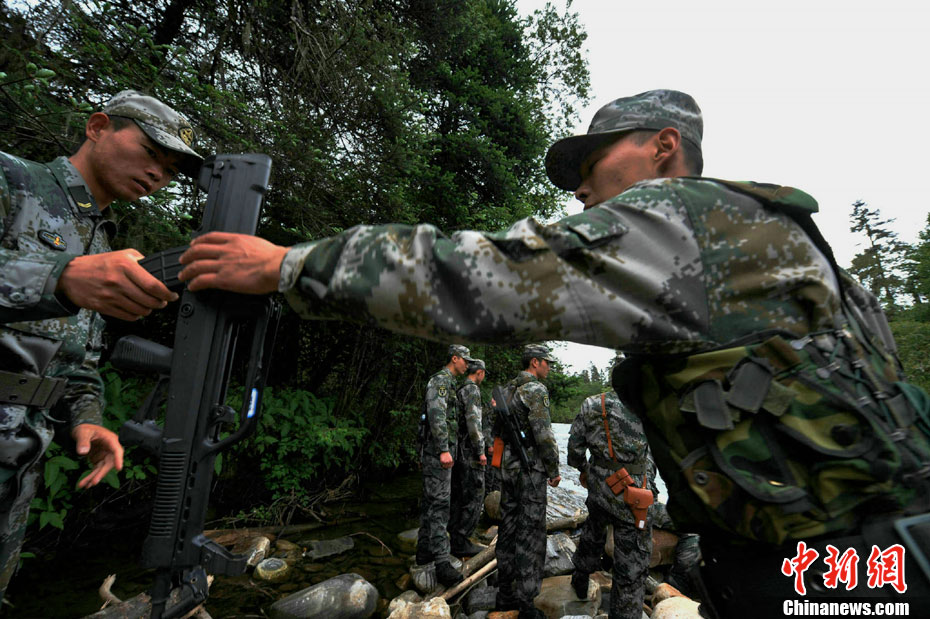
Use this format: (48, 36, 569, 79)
(490, 385, 531, 470)
(110, 154, 281, 619)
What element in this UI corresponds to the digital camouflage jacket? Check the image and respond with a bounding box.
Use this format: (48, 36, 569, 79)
(421, 367, 457, 455)
(455, 377, 485, 464)
(0, 153, 111, 481)
(277, 176, 930, 545)
(567, 391, 657, 524)
(499, 371, 559, 478)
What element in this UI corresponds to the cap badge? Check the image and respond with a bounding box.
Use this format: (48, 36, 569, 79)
(179, 126, 194, 147)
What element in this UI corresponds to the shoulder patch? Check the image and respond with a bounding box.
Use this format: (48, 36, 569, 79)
(543, 395, 550, 408)
(438, 385, 448, 398)
(38, 229, 67, 251)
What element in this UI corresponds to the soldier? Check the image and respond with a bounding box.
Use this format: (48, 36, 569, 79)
(447, 358, 488, 557)
(0, 90, 201, 599)
(567, 390, 657, 619)
(179, 89, 930, 617)
(493, 344, 561, 617)
(416, 344, 474, 586)
(652, 501, 702, 599)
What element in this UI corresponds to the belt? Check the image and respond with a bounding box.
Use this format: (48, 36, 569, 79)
(591, 455, 645, 475)
(0, 369, 67, 409)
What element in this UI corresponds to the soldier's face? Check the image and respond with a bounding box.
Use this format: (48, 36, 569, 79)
(574, 133, 657, 209)
(535, 358, 550, 379)
(451, 355, 469, 375)
(89, 120, 181, 203)
(474, 369, 485, 384)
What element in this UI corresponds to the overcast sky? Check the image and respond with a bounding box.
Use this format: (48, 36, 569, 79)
(516, 0, 930, 374)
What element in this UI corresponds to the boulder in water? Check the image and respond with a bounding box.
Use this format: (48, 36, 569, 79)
(268, 573, 379, 619)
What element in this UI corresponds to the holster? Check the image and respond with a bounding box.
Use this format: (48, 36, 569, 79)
(605, 466, 633, 495)
(623, 484, 654, 529)
(491, 437, 504, 468)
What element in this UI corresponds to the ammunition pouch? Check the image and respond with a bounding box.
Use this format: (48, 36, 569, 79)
(605, 467, 634, 495)
(0, 369, 67, 409)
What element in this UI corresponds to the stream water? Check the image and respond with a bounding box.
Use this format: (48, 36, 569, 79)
(4, 423, 666, 618)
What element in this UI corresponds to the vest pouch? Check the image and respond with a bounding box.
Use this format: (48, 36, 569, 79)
(622, 485, 654, 529)
(605, 467, 633, 495)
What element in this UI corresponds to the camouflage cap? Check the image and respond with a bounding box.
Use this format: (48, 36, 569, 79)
(448, 344, 476, 362)
(544, 89, 703, 191)
(523, 344, 556, 363)
(468, 359, 486, 372)
(103, 90, 203, 177)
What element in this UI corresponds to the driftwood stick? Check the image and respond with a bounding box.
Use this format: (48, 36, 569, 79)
(441, 558, 498, 601)
(460, 535, 497, 578)
(546, 511, 587, 532)
(84, 575, 214, 619)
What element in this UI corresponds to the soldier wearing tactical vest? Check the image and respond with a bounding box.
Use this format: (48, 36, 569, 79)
(447, 358, 488, 557)
(0, 90, 201, 600)
(567, 389, 658, 619)
(493, 344, 561, 618)
(415, 344, 473, 587)
(178, 89, 930, 617)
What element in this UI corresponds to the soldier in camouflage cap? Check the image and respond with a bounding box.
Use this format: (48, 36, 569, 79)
(492, 345, 560, 617)
(414, 345, 473, 586)
(447, 357, 488, 557)
(0, 89, 199, 600)
(180, 89, 930, 617)
(567, 390, 658, 619)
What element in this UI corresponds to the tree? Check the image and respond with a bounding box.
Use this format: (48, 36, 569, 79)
(848, 200, 911, 310)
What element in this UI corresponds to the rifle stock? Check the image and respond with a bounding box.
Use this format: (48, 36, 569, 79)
(111, 154, 280, 619)
(490, 385, 531, 470)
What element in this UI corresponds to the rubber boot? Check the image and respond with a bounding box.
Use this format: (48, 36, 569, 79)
(571, 569, 590, 599)
(435, 561, 464, 587)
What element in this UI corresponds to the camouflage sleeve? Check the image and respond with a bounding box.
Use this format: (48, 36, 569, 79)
(0, 164, 79, 323)
(566, 398, 591, 472)
(279, 181, 705, 351)
(52, 313, 106, 430)
(461, 383, 484, 454)
(519, 382, 559, 478)
(425, 374, 451, 453)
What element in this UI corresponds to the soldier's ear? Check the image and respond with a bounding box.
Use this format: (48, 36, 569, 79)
(84, 113, 113, 143)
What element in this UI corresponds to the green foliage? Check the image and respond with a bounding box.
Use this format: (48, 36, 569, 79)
(546, 368, 609, 423)
(848, 200, 911, 310)
(232, 387, 367, 502)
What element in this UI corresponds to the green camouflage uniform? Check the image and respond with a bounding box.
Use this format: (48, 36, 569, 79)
(494, 366, 559, 610)
(275, 173, 930, 613)
(568, 391, 657, 619)
(416, 365, 458, 563)
(0, 153, 111, 597)
(447, 375, 485, 550)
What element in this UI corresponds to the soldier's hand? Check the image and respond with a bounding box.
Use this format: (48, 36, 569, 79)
(72, 423, 124, 489)
(478, 454, 487, 466)
(178, 232, 289, 294)
(579, 471, 588, 488)
(58, 249, 178, 321)
(547, 475, 561, 487)
(439, 451, 454, 469)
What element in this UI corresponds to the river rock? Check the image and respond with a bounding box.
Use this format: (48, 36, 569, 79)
(464, 585, 497, 614)
(652, 597, 701, 618)
(534, 575, 600, 618)
(397, 528, 419, 553)
(387, 590, 422, 615)
(477, 525, 498, 543)
(276, 539, 299, 551)
(255, 557, 291, 582)
(233, 535, 271, 567)
(304, 536, 355, 561)
(544, 532, 577, 577)
(484, 490, 501, 521)
(268, 573, 379, 619)
(395, 572, 412, 590)
(386, 596, 451, 619)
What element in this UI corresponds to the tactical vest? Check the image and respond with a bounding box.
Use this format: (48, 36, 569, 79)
(615, 180, 930, 545)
